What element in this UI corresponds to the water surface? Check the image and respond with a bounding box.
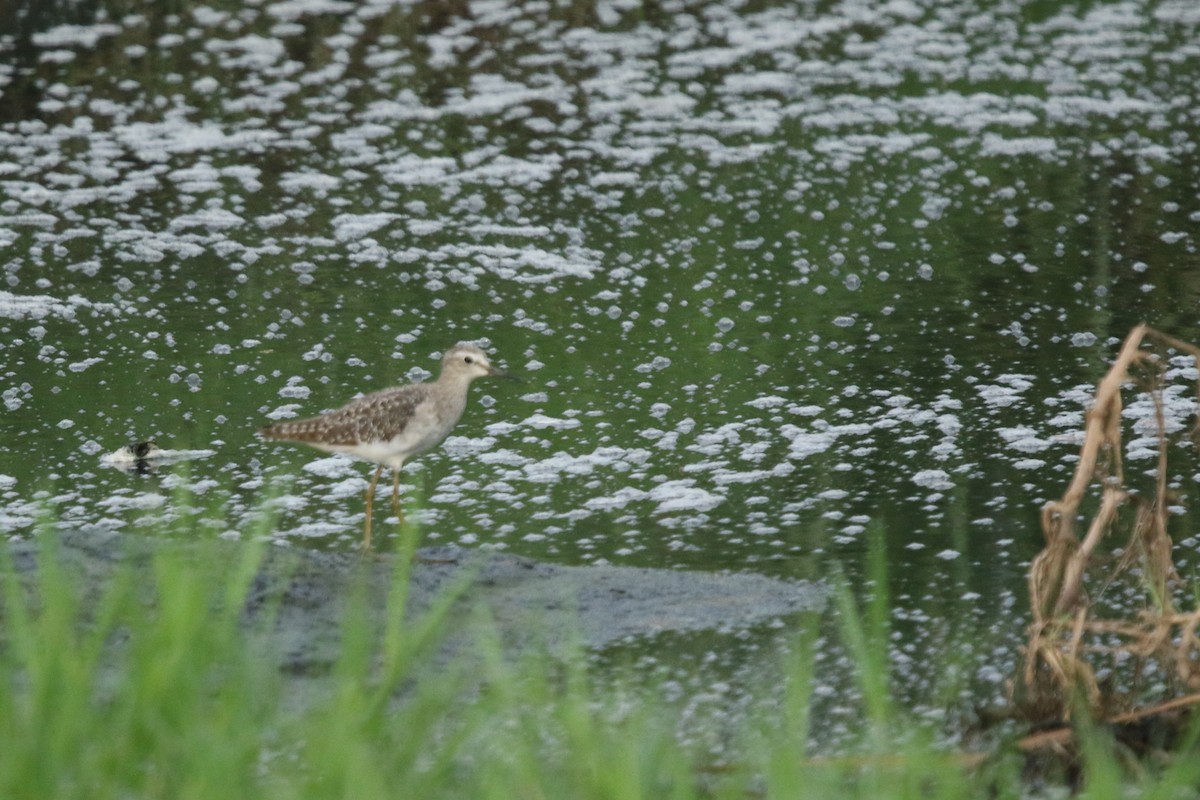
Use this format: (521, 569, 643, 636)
(2, 0, 1199, 746)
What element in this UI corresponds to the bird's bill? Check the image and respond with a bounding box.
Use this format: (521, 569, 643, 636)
(490, 364, 521, 381)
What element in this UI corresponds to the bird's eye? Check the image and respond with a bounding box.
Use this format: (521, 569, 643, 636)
(464, 356, 475, 364)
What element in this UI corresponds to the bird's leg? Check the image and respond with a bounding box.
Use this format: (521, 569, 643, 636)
(362, 463, 385, 552)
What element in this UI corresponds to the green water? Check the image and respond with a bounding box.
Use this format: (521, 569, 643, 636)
(2, 0, 1199, 723)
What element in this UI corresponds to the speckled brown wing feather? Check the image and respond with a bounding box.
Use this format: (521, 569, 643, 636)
(260, 384, 431, 445)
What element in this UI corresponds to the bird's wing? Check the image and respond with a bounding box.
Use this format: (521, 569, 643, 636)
(260, 384, 431, 445)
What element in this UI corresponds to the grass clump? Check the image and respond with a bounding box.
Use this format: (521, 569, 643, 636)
(0, 513, 1197, 798)
(0, 534, 275, 799)
(0, 528, 704, 799)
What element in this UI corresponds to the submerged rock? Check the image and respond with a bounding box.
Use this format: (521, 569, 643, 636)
(5, 530, 824, 680)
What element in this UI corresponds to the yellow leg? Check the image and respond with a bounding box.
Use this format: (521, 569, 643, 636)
(362, 463, 385, 551)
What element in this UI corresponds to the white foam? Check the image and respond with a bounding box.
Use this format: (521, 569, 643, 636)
(0, 291, 126, 321)
(650, 480, 723, 514)
(333, 212, 398, 242)
(912, 469, 954, 490)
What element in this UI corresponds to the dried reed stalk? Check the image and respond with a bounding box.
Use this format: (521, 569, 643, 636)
(1020, 324, 1200, 719)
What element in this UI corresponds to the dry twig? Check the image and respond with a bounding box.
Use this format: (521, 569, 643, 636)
(1020, 324, 1200, 722)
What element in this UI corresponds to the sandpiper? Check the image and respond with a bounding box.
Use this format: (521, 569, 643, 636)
(259, 343, 508, 549)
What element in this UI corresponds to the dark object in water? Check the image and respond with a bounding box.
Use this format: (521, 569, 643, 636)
(103, 440, 163, 474)
(128, 440, 160, 460)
